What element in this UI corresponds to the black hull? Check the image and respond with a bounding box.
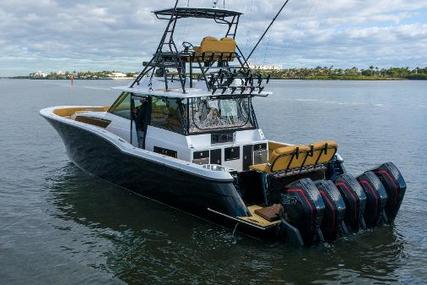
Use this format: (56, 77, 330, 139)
(46, 118, 248, 219)
(44, 115, 407, 245)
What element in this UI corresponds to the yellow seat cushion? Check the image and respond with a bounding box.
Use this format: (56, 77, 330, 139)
(317, 140, 338, 164)
(218, 37, 236, 53)
(249, 163, 270, 172)
(270, 145, 311, 172)
(194, 36, 219, 53)
(250, 140, 338, 173)
(250, 145, 311, 173)
(303, 140, 338, 167)
(268, 141, 289, 159)
(193, 37, 236, 61)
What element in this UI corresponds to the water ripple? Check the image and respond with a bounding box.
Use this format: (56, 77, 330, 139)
(1, 79, 427, 284)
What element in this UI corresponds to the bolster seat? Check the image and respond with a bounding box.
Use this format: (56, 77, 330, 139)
(268, 141, 289, 159)
(303, 140, 338, 167)
(250, 145, 311, 173)
(250, 140, 338, 173)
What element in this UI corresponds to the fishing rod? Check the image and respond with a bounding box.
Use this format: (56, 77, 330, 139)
(243, 0, 291, 66)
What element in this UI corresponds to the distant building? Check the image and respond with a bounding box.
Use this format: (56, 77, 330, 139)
(28, 70, 138, 80)
(109, 72, 128, 79)
(249, 64, 282, 70)
(29, 71, 48, 79)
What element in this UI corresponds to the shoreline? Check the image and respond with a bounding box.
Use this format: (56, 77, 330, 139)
(0, 77, 134, 80)
(2, 77, 425, 81)
(4, 67, 425, 81)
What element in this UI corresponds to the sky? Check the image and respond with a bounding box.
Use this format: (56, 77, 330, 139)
(0, 0, 427, 76)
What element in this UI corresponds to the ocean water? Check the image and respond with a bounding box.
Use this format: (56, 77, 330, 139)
(0, 79, 426, 284)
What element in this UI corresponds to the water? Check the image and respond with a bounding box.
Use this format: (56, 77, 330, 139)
(0, 79, 426, 284)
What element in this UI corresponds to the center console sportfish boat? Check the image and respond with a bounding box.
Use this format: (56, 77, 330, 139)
(40, 4, 406, 246)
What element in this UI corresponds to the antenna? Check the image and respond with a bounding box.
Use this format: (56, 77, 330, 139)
(223, 0, 226, 8)
(244, 0, 291, 65)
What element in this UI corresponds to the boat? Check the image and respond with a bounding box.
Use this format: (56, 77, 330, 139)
(40, 2, 406, 246)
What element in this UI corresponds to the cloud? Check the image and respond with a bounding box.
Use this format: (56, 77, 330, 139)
(0, 0, 426, 75)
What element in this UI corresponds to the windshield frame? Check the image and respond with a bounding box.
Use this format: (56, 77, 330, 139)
(187, 95, 258, 135)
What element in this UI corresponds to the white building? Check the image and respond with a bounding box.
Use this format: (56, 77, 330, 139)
(109, 72, 128, 79)
(31, 71, 48, 78)
(249, 64, 282, 70)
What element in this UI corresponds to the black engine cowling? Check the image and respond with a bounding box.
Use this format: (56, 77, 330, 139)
(372, 162, 406, 223)
(282, 178, 325, 246)
(357, 171, 388, 227)
(315, 180, 346, 241)
(335, 174, 367, 232)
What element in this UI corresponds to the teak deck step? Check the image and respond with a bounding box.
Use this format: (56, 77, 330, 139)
(238, 205, 281, 228)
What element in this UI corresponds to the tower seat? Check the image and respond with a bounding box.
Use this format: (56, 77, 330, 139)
(192, 36, 236, 62)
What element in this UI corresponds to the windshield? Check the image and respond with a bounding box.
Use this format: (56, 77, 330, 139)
(189, 96, 255, 133)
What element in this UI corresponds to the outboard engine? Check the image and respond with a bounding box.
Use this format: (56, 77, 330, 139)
(357, 171, 388, 227)
(372, 162, 406, 223)
(315, 180, 346, 241)
(282, 178, 325, 246)
(335, 174, 367, 232)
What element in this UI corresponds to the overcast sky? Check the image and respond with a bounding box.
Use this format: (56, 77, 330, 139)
(1, 0, 427, 76)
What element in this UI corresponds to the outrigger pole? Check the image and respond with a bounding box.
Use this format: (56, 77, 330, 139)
(243, 0, 291, 66)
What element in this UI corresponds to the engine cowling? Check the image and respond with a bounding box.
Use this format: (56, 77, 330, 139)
(282, 178, 325, 246)
(316, 180, 346, 241)
(357, 171, 388, 227)
(372, 162, 406, 223)
(335, 174, 367, 232)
